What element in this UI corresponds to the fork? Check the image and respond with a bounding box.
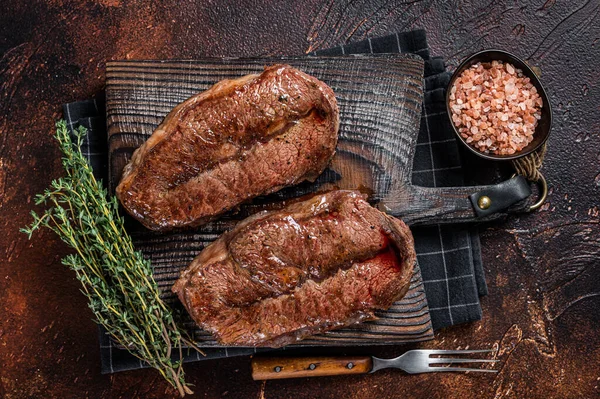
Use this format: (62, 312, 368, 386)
(251, 349, 498, 380)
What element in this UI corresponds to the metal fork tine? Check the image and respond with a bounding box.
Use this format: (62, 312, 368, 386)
(428, 358, 499, 364)
(371, 349, 499, 374)
(426, 349, 493, 355)
(429, 367, 498, 373)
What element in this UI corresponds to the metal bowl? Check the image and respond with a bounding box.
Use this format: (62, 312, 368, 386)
(446, 49, 552, 161)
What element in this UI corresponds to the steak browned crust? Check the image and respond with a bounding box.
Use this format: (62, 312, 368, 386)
(116, 65, 339, 231)
(172, 190, 416, 347)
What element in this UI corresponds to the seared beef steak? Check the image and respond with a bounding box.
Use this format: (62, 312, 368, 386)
(116, 64, 339, 231)
(172, 190, 416, 347)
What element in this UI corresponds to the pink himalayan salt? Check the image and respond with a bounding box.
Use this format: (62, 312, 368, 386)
(449, 61, 543, 155)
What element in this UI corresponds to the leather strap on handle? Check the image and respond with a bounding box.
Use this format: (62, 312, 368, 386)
(382, 177, 533, 226)
(469, 176, 531, 217)
(251, 356, 373, 380)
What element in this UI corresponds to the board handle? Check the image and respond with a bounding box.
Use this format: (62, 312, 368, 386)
(384, 177, 533, 226)
(251, 356, 373, 380)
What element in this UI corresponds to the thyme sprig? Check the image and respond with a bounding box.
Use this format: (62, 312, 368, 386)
(22, 120, 196, 396)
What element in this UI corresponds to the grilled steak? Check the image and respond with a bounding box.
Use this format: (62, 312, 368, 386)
(172, 190, 416, 347)
(116, 65, 339, 231)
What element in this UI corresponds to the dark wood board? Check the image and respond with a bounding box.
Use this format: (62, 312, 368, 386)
(107, 57, 508, 228)
(3, 1, 600, 398)
(106, 55, 434, 347)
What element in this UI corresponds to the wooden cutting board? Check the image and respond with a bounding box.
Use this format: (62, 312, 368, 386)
(106, 55, 434, 346)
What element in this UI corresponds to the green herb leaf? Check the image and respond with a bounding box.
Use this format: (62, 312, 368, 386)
(22, 120, 197, 396)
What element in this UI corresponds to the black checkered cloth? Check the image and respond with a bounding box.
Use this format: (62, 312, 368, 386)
(63, 29, 487, 374)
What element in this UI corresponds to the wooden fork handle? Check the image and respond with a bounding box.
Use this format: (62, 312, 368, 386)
(251, 356, 373, 380)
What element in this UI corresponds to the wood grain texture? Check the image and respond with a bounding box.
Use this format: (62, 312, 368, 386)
(131, 211, 433, 347)
(251, 356, 372, 380)
(106, 56, 518, 231)
(2, 0, 599, 398)
(105, 56, 424, 204)
(106, 55, 434, 347)
(128, 198, 433, 347)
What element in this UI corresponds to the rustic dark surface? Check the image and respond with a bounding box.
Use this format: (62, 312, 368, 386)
(1, 0, 599, 398)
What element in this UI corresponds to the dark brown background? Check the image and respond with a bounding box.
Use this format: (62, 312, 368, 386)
(1, 1, 599, 398)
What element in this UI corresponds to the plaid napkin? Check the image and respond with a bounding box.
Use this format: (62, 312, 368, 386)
(63, 29, 487, 374)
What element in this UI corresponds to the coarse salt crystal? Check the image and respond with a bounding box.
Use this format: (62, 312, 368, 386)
(449, 61, 543, 155)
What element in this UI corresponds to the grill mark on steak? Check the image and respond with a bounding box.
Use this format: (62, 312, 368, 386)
(213, 247, 403, 347)
(116, 65, 339, 231)
(172, 190, 416, 347)
(228, 193, 387, 291)
(164, 114, 307, 190)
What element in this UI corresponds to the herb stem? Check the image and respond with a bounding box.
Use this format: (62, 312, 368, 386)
(21, 120, 197, 396)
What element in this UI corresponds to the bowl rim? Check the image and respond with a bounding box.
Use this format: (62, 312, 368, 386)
(445, 49, 553, 161)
